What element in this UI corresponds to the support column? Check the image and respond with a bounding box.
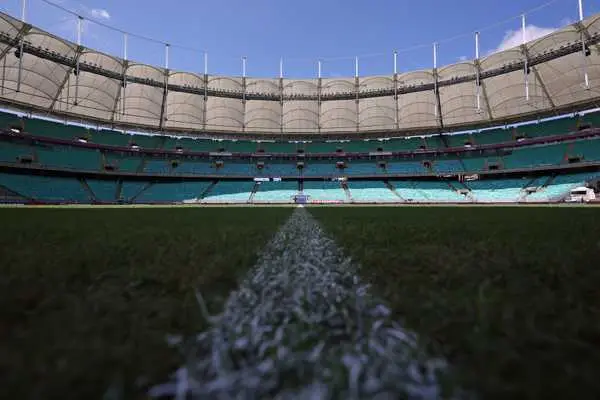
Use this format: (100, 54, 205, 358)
(317, 59, 322, 134)
(355, 56, 360, 133)
(521, 14, 530, 101)
(475, 32, 481, 112)
(242, 56, 247, 132)
(433, 42, 443, 129)
(21, 0, 27, 22)
(111, 33, 128, 125)
(159, 43, 169, 131)
(279, 57, 284, 134)
(279, 59, 284, 135)
(73, 16, 83, 106)
(394, 50, 399, 130)
(203, 52, 208, 131)
(579, 0, 590, 89)
(0, 25, 31, 96)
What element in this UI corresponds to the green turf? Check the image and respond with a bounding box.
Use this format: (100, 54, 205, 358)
(0, 207, 291, 399)
(311, 206, 600, 400)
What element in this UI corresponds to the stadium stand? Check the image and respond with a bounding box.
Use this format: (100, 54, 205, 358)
(253, 181, 300, 203)
(346, 181, 400, 202)
(0, 173, 90, 203)
(202, 181, 255, 203)
(135, 181, 212, 203)
(303, 181, 347, 202)
(86, 179, 119, 202)
(465, 178, 531, 202)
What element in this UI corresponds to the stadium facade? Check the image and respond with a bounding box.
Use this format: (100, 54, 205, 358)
(1, 9, 600, 204)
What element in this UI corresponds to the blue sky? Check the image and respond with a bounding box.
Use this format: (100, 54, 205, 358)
(2, 0, 599, 77)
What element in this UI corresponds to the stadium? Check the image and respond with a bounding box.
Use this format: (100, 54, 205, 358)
(2, 0, 600, 399)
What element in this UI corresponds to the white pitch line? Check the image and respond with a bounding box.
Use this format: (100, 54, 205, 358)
(150, 208, 463, 399)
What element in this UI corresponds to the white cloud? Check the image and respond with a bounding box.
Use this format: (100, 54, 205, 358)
(90, 8, 111, 20)
(490, 24, 556, 54)
(458, 55, 468, 62)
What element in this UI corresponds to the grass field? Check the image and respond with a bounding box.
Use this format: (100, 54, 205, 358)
(0, 207, 291, 399)
(2, 205, 600, 399)
(311, 206, 600, 400)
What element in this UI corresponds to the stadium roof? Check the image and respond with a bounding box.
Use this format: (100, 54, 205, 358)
(1, 10, 600, 138)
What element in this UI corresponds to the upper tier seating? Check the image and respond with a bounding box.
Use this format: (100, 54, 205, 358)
(0, 110, 595, 157)
(104, 153, 142, 173)
(0, 141, 34, 163)
(38, 146, 101, 171)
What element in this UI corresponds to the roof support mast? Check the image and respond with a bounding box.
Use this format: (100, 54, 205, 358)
(279, 58, 284, 136)
(394, 50, 399, 130)
(122, 33, 127, 118)
(316, 58, 321, 134)
(475, 31, 481, 112)
(16, 0, 27, 92)
(242, 56, 247, 132)
(433, 42, 443, 128)
(73, 15, 82, 106)
(579, 0, 590, 89)
(522, 14, 530, 102)
(355, 56, 359, 133)
(203, 52, 208, 130)
(159, 43, 169, 130)
(317, 60, 322, 135)
(21, 0, 26, 21)
(433, 43, 437, 115)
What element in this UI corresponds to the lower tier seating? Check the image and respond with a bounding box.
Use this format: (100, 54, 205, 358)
(253, 181, 299, 202)
(0, 172, 597, 203)
(347, 181, 400, 202)
(302, 181, 347, 202)
(202, 181, 255, 203)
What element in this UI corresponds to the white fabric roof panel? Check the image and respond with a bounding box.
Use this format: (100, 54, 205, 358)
(484, 69, 550, 120)
(282, 100, 318, 132)
(321, 99, 357, 132)
(245, 100, 281, 132)
(0, 28, 75, 110)
(1, 10, 600, 135)
(360, 76, 394, 91)
(165, 72, 205, 130)
(397, 91, 438, 130)
(438, 62, 490, 126)
(205, 96, 243, 131)
(321, 78, 354, 96)
(359, 96, 396, 131)
(246, 78, 280, 95)
(164, 91, 205, 131)
(439, 80, 490, 126)
(283, 79, 318, 96)
(114, 81, 163, 127)
(208, 76, 242, 92)
(53, 70, 121, 122)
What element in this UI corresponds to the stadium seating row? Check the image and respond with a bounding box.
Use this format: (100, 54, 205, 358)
(2, 109, 599, 154)
(3, 137, 600, 176)
(1, 172, 596, 204)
